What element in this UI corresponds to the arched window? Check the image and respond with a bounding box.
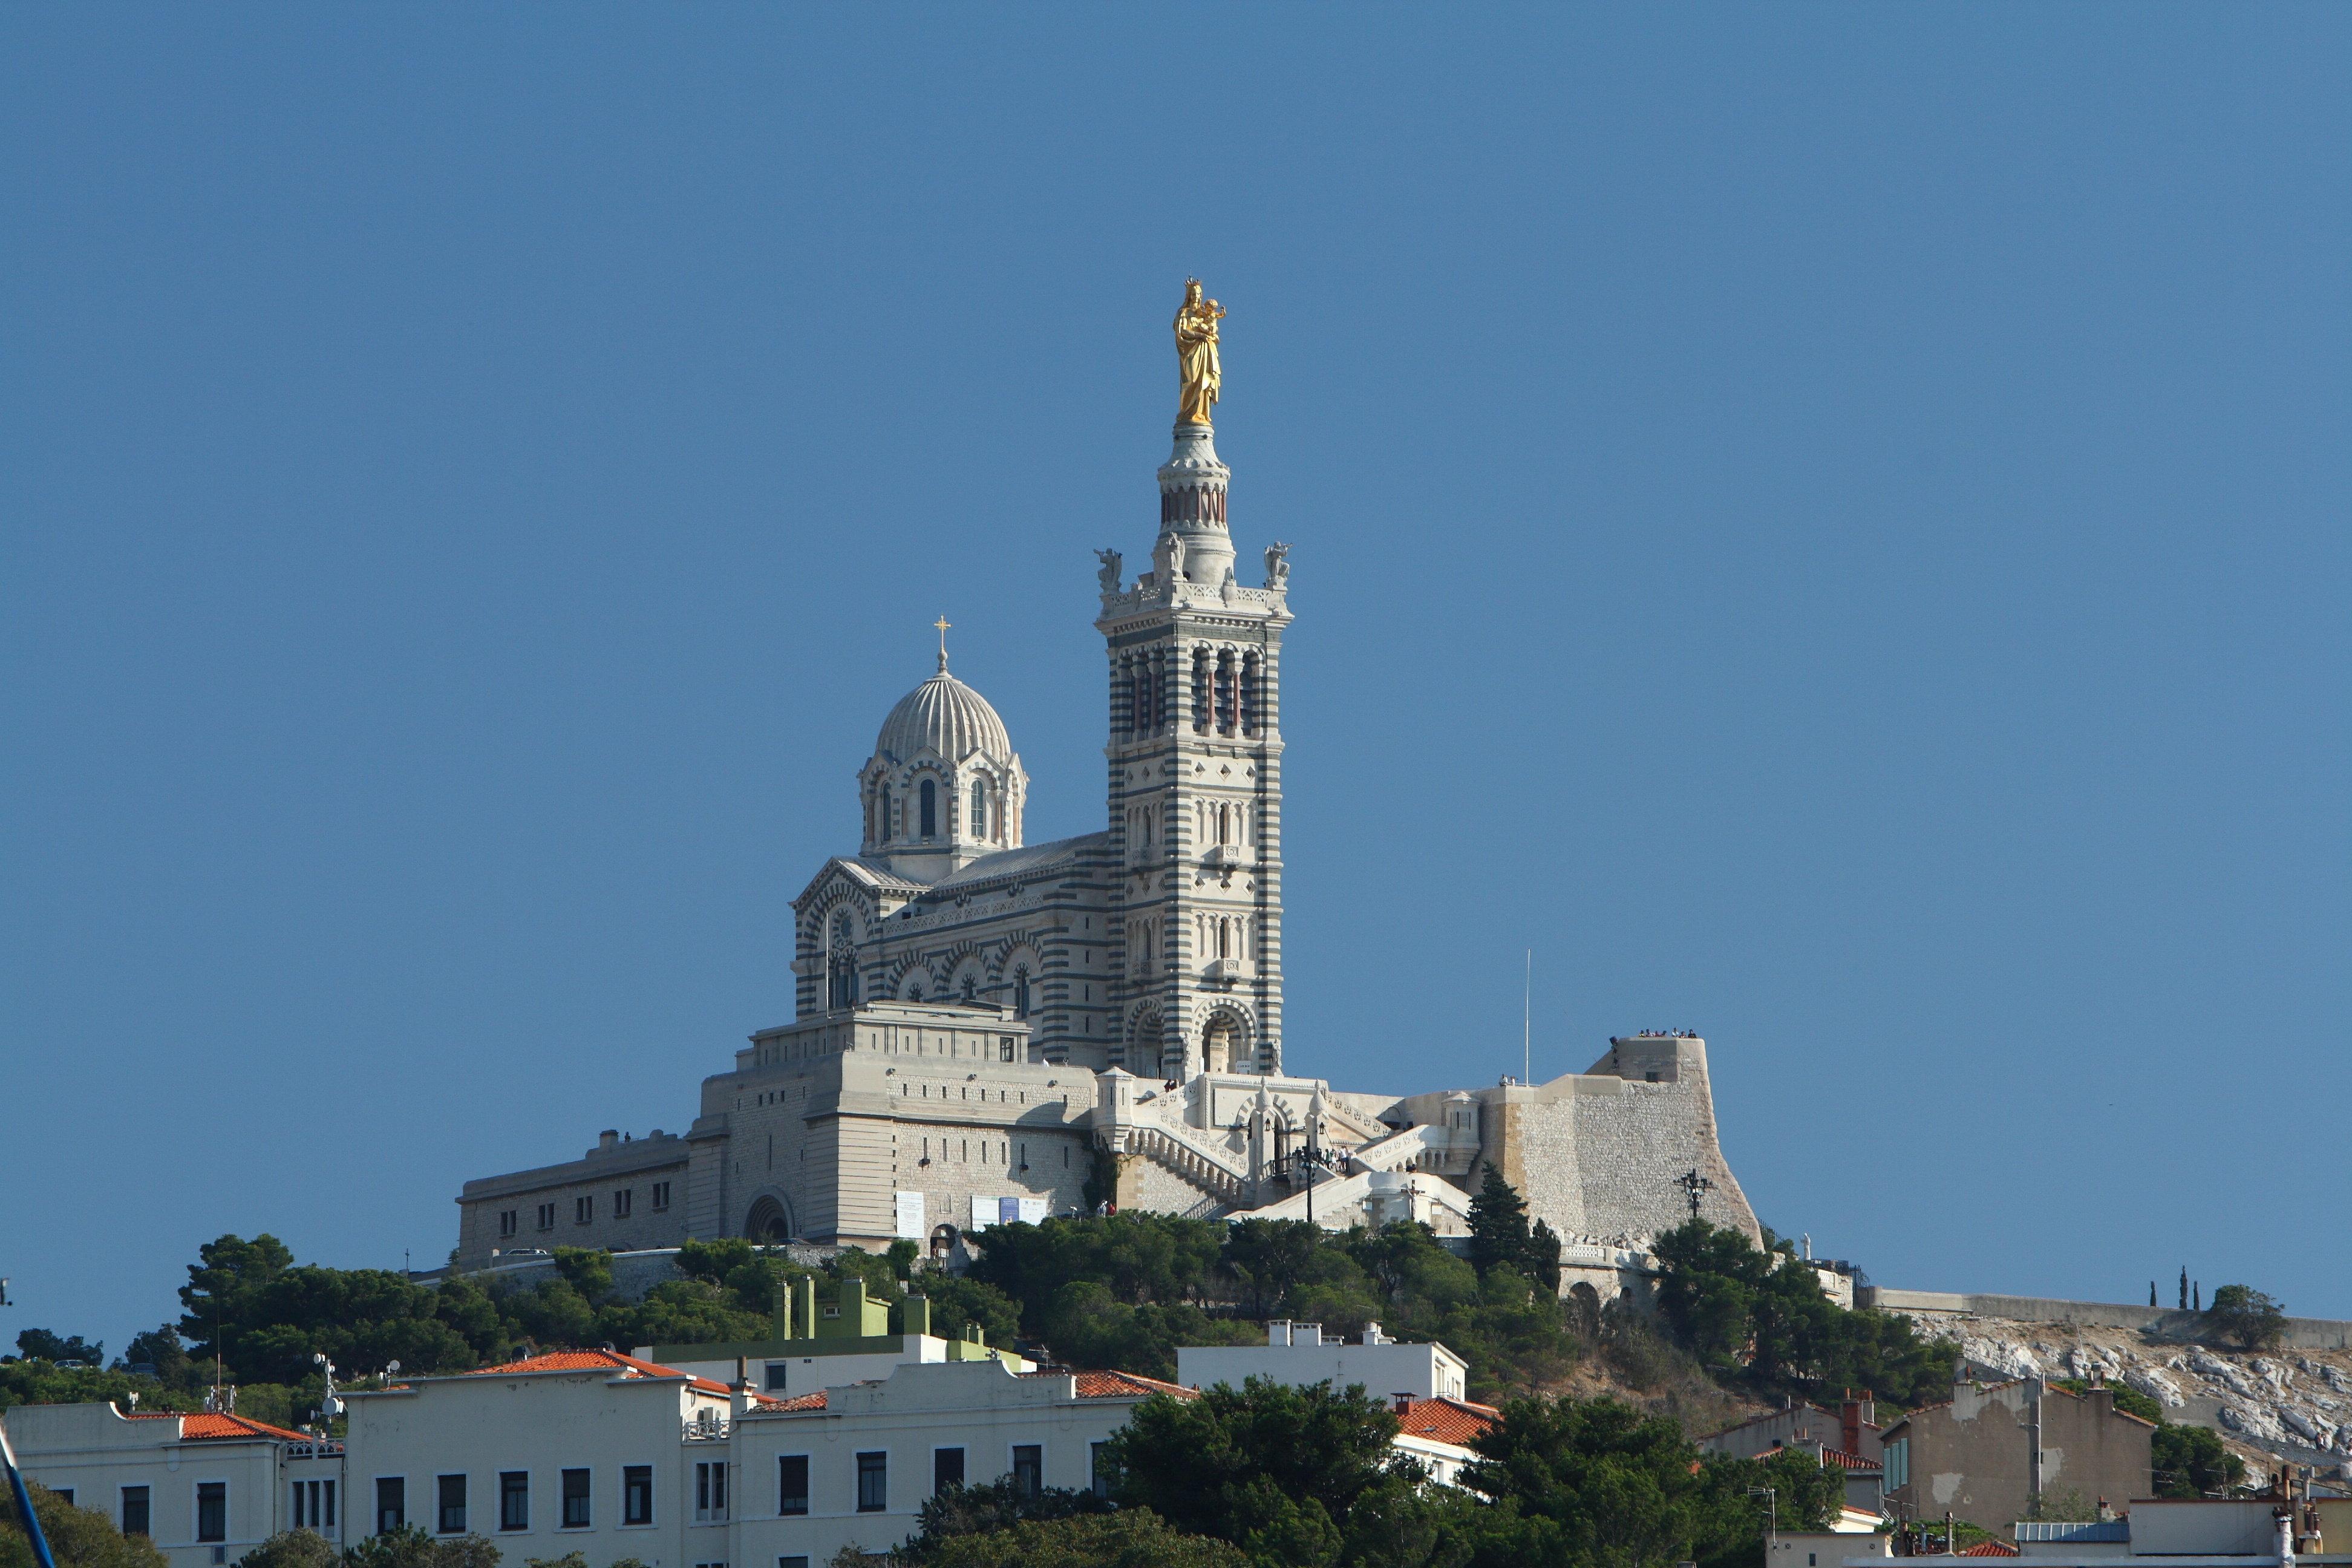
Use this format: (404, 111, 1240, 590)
(1013, 969, 1031, 1019)
(1191, 648, 1212, 733)
(920, 779, 937, 838)
(970, 780, 988, 840)
(878, 785, 892, 843)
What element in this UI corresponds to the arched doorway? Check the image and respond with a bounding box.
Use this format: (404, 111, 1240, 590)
(744, 1195, 794, 1244)
(1201, 1010, 1250, 1074)
(929, 1223, 961, 1262)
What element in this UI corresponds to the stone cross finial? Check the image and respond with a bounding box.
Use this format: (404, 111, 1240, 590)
(934, 615, 952, 671)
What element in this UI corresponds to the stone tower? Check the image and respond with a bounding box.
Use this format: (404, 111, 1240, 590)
(1097, 418, 1292, 1079)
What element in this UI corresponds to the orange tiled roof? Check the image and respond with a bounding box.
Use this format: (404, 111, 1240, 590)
(1822, 1448, 1881, 1472)
(769, 1391, 829, 1410)
(1959, 1541, 2020, 1557)
(469, 1348, 734, 1396)
(126, 1412, 313, 1443)
(1060, 1370, 1197, 1400)
(1394, 1397, 1501, 1448)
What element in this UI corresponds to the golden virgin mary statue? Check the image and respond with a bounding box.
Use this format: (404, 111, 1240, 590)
(1174, 278, 1225, 426)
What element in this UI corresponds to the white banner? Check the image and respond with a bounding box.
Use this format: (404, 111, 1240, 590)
(970, 1193, 996, 1232)
(895, 1191, 926, 1240)
(1018, 1197, 1047, 1224)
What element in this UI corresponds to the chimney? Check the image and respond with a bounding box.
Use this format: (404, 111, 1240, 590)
(1393, 1393, 1413, 1416)
(731, 1356, 751, 1418)
(598, 1129, 619, 1152)
(1842, 1393, 1866, 1458)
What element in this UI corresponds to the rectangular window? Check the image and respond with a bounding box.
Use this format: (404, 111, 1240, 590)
(561, 1469, 590, 1529)
(197, 1483, 227, 1543)
(292, 1483, 307, 1530)
(499, 1473, 528, 1532)
(780, 1559, 810, 1568)
(932, 1448, 963, 1497)
(574, 1195, 593, 1224)
(376, 1478, 405, 1535)
(855, 1452, 887, 1514)
(652, 1181, 671, 1210)
(763, 1362, 789, 1393)
(436, 1475, 466, 1535)
(54, 1492, 73, 1509)
(536, 1203, 555, 1230)
(776, 1456, 808, 1517)
(1011, 1446, 1041, 1499)
(693, 1460, 725, 1523)
(1089, 1443, 1112, 1500)
(614, 1188, 633, 1219)
(624, 1466, 653, 1527)
(121, 1489, 149, 1538)
(323, 1480, 336, 1529)
(498, 1210, 517, 1238)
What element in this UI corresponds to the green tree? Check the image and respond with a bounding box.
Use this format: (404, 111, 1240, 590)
(1466, 1167, 1533, 1279)
(118, 1325, 195, 1390)
(547, 1250, 614, 1305)
(1221, 1220, 1322, 1321)
(2203, 1286, 2286, 1352)
(12, 1331, 103, 1367)
(910, 1277, 1021, 1348)
(1650, 1221, 1953, 1407)
(236, 1531, 339, 1568)
(0, 1362, 197, 1417)
(1459, 1395, 1836, 1568)
(2151, 1423, 2246, 1497)
(1104, 1377, 1402, 1567)
(903, 1476, 1109, 1551)
(913, 1510, 1249, 1568)
(0, 1484, 171, 1568)
(342, 1526, 501, 1568)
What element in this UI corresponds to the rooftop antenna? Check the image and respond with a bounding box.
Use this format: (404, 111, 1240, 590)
(1522, 949, 1531, 1087)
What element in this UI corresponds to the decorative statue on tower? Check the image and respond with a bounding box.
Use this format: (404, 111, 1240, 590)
(1174, 277, 1224, 426)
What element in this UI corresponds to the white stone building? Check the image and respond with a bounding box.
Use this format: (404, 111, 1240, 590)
(0, 1404, 345, 1568)
(452, 313, 1762, 1275)
(1179, 1320, 1469, 1404)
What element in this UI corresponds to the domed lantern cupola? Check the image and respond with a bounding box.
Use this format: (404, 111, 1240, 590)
(858, 619, 1026, 881)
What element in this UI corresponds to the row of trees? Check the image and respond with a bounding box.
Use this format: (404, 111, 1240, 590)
(1647, 1220, 1957, 1408)
(860, 1377, 1845, 1568)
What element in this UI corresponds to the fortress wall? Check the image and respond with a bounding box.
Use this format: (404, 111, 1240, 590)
(891, 1122, 1091, 1240)
(1503, 1039, 1759, 1245)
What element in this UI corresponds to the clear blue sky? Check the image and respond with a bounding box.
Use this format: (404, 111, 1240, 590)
(5, 7, 2347, 1361)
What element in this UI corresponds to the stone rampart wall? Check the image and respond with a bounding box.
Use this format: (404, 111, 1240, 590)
(1863, 1289, 2352, 1350)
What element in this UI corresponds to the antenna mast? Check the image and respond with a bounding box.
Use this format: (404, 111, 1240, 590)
(1523, 949, 1531, 1086)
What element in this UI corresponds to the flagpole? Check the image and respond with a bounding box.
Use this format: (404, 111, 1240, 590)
(1, 1412, 61, 1568)
(1523, 949, 1532, 1086)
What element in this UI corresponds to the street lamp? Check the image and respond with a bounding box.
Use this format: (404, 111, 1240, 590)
(1748, 1486, 1777, 1557)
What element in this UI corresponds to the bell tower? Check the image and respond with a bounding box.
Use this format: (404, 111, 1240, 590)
(1097, 303, 1292, 1080)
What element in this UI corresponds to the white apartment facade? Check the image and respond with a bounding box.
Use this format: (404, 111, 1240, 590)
(1178, 1319, 1469, 1402)
(342, 1348, 1181, 1567)
(1, 1405, 345, 1568)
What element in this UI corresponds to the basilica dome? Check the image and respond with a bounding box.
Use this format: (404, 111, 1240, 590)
(874, 666, 1014, 765)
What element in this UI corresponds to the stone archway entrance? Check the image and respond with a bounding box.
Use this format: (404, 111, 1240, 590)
(744, 1195, 794, 1243)
(1201, 1010, 1249, 1074)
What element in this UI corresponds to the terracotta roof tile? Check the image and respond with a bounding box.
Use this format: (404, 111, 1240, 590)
(769, 1391, 829, 1411)
(1394, 1397, 1501, 1448)
(126, 1412, 313, 1443)
(1822, 1448, 1881, 1471)
(468, 1348, 734, 1396)
(1959, 1541, 2020, 1556)
(1033, 1369, 1197, 1400)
